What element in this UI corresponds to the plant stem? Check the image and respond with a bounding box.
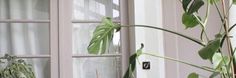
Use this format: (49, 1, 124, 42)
(142, 53, 215, 72)
(203, 1, 211, 42)
(204, 0, 211, 25)
(221, 0, 235, 77)
(119, 25, 206, 46)
(193, 14, 210, 42)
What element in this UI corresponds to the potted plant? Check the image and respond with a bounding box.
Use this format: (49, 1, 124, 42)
(0, 54, 35, 78)
(87, 0, 236, 78)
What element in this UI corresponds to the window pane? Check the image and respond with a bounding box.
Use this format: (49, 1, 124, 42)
(73, 57, 120, 78)
(0, 23, 49, 55)
(0, 0, 49, 20)
(73, 0, 120, 20)
(0, 58, 50, 78)
(73, 23, 120, 54)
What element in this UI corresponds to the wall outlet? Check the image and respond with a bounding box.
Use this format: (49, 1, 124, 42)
(142, 61, 150, 70)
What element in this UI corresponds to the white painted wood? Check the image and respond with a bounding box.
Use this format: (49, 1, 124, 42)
(58, 0, 73, 78)
(120, 0, 130, 76)
(72, 54, 121, 58)
(0, 20, 49, 23)
(0, 55, 50, 58)
(72, 20, 120, 23)
(50, 0, 59, 78)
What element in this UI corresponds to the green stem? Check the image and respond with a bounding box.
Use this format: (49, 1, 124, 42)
(213, 0, 225, 35)
(220, 24, 236, 47)
(219, 48, 231, 78)
(213, 0, 224, 22)
(193, 14, 210, 41)
(142, 53, 215, 72)
(120, 25, 206, 46)
(204, 0, 211, 25)
(221, 0, 235, 77)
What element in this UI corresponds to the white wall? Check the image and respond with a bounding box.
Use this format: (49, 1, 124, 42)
(163, 0, 224, 78)
(134, 0, 227, 78)
(230, 4, 236, 49)
(134, 0, 165, 78)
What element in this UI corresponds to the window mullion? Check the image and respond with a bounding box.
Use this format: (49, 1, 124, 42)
(72, 54, 121, 58)
(58, 0, 73, 78)
(0, 55, 50, 58)
(71, 20, 120, 23)
(50, 0, 59, 78)
(0, 20, 50, 23)
(120, 0, 131, 76)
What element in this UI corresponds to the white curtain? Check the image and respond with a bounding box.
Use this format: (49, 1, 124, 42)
(0, 0, 49, 78)
(72, 0, 120, 78)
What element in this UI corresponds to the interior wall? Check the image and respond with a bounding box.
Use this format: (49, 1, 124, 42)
(133, 0, 228, 78)
(230, 3, 236, 49)
(134, 0, 165, 78)
(163, 0, 225, 78)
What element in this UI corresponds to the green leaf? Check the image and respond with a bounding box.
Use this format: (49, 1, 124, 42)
(209, 72, 220, 78)
(212, 53, 223, 69)
(233, 48, 236, 64)
(123, 44, 144, 78)
(188, 72, 199, 78)
(182, 13, 199, 28)
(182, 0, 192, 11)
(233, 0, 236, 5)
(198, 38, 221, 60)
(209, 0, 220, 4)
(188, 0, 204, 14)
(123, 54, 137, 78)
(87, 17, 120, 54)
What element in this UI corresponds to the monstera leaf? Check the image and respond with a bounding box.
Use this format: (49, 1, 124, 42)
(87, 17, 120, 54)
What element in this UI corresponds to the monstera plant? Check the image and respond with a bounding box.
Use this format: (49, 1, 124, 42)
(87, 0, 236, 78)
(0, 54, 35, 78)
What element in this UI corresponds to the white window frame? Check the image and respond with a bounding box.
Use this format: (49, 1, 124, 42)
(0, 0, 59, 78)
(58, 0, 130, 78)
(59, 0, 130, 78)
(0, 0, 129, 78)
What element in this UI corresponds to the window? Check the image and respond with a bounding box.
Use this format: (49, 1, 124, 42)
(0, 0, 128, 78)
(72, 0, 122, 78)
(0, 0, 51, 78)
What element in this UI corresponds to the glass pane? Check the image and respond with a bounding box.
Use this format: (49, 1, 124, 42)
(73, 0, 120, 20)
(73, 57, 121, 78)
(0, 58, 50, 78)
(0, 23, 49, 55)
(0, 0, 49, 20)
(73, 23, 120, 54)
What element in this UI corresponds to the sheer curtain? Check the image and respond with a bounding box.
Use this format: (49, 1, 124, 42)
(72, 0, 120, 78)
(0, 0, 49, 78)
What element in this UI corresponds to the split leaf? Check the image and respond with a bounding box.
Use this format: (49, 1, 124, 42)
(87, 17, 120, 54)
